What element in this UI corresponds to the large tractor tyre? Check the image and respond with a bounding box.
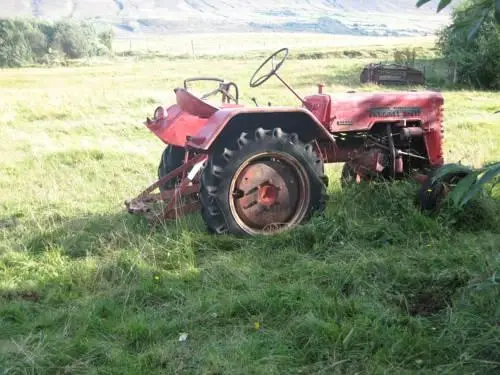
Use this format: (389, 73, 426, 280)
(416, 169, 470, 214)
(157, 145, 186, 192)
(199, 127, 328, 236)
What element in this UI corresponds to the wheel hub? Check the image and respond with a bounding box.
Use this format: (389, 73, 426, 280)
(231, 159, 301, 231)
(258, 183, 279, 207)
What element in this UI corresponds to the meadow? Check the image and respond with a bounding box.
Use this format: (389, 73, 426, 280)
(0, 34, 499, 374)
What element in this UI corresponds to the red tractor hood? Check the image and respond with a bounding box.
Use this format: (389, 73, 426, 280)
(146, 89, 444, 150)
(324, 90, 444, 132)
(328, 90, 443, 108)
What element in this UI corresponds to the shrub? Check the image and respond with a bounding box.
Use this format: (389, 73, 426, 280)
(0, 19, 32, 67)
(393, 47, 417, 66)
(25, 27, 48, 59)
(436, 0, 500, 89)
(99, 30, 114, 52)
(50, 21, 91, 59)
(0, 18, 114, 68)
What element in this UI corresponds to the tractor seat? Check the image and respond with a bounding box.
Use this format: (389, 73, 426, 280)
(174, 87, 218, 119)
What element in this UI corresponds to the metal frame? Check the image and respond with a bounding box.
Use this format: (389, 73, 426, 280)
(125, 152, 207, 226)
(183, 76, 240, 104)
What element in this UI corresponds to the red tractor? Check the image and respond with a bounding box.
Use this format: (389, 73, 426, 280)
(125, 48, 445, 235)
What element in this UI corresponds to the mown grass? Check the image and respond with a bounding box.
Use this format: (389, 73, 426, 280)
(1, 38, 499, 374)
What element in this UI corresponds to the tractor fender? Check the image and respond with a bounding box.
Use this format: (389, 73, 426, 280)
(145, 104, 208, 147)
(185, 106, 333, 152)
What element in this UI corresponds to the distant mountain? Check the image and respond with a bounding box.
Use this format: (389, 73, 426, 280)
(0, 0, 451, 37)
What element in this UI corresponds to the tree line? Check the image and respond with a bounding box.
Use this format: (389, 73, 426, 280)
(0, 19, 113, 67)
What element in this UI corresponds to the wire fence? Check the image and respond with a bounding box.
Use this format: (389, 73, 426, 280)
(112, 34, 434, 58)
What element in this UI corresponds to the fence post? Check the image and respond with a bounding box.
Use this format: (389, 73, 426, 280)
(191, 40, 195, 59)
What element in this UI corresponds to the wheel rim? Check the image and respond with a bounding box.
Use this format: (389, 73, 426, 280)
(228, 152, 310, 235)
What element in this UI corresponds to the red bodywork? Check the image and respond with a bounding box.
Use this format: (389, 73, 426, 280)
(305, 91, 444, 166)
(127, 85, 445, 225)
(146, 87, 444, 167)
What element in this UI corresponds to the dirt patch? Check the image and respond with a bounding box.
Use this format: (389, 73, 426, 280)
(408, 288, 451, 316)
(341, 281, 354, 297)
(400, 274, 469, 316)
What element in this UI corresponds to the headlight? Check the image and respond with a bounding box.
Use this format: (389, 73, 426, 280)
(154, 106, 166, 120)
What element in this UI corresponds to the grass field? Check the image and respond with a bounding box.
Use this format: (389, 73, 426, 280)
(1, 36, 499, 374)
(111, 34, 436, 57)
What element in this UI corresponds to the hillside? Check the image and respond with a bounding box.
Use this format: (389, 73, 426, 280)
(0, 0, 451, 36)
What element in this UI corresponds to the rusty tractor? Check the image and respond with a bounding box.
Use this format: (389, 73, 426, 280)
(125, 48, 445, 235)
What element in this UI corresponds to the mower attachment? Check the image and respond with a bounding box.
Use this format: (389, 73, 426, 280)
(125, 153, 207, 226)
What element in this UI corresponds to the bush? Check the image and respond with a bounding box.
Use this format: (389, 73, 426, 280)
(0, 20, 32, 67)
(393, 47, 417, 66)
(50, 22, 91, 59)
(99, 30, 114, 52)
(0, 18, 113, 68)
(26, 27, 48, 58)
(437, 0, 500, 89)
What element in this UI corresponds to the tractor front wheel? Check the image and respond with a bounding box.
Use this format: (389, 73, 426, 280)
(416, 169, 470, 214)
(199, 127, 328, 235)
(157, 145, 186, 192)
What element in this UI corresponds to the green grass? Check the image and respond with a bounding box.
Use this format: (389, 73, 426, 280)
(111, 34, 436, 57)
(1, 39, 499, 374)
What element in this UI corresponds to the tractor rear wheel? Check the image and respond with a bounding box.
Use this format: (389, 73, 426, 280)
(199, 127, 328, 235)
(157, 145, 185, 192)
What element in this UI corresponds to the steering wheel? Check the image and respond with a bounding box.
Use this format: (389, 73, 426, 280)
(184, 77, 239, 104)
(249, 48, 289, 88)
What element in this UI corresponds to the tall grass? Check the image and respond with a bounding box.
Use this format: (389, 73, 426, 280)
(0, 39, 499, 374)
